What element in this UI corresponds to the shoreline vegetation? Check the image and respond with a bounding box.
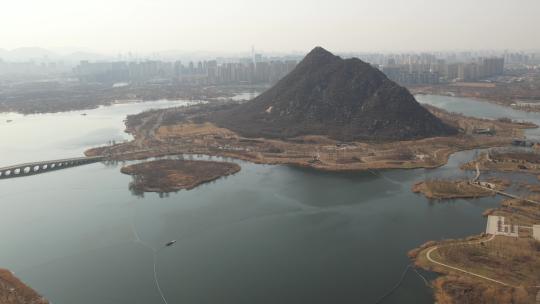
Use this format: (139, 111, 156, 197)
(412, 178, 509, 200)
(0, 83, 263, 115)
(3, 51, 540, 304)
(120, 159, 240, 194)
(462, 150, 540, 174)
(0, 269, 48, 304)
(409, 150, 540, 303)
(409, 235, 539, 303)
(11, 78, 538, 303)
(409, 193, 540, 303)
(409, 76, 540, 113)
(85, 103, 536, 172)
(81, 100, 540, 304)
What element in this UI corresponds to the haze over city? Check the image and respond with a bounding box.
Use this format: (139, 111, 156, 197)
(1, 1, 540, 304)
(1, 0, 540, 54)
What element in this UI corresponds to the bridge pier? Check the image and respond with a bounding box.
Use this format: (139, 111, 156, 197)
(0, 156, 104, 180)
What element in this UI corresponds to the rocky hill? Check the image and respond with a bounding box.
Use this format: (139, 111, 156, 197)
(210, 47, 457, 141)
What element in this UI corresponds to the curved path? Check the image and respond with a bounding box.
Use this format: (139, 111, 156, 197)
(425, 234, 515, 287)
(426, 235, 540, 289)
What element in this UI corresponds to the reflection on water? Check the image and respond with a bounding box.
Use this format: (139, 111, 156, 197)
(0, 95, 540, 304)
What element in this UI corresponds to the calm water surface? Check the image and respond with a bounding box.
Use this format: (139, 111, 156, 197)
(0, 99, 202, 166)
(0, 95, 538, 304)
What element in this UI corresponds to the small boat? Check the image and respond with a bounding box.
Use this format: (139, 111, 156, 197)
(6, 119, 12, 123)
(81, 113, 87, 116)
(165, 240, 177, 247)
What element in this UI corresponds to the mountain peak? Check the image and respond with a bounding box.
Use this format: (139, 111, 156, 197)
(210, 48, 457, 141)
(307, 46, 333, 56)
(302, 46, 338, 64)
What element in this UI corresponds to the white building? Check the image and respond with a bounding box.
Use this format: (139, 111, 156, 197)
(533, 225, 540, 241)
(486, 215, 519, 237)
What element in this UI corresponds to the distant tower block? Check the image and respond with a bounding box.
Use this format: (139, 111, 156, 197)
(486, 215, 519, 237)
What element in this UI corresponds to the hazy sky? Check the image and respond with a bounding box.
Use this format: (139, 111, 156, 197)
(1, 0, 539, 54)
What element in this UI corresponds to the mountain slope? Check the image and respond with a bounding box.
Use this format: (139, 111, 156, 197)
(210, 47, 457, 141)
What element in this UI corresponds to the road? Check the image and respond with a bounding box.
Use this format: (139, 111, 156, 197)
(132, 111, 164, 148)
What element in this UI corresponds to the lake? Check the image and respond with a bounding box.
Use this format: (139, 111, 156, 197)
(0, 95, 537, 304)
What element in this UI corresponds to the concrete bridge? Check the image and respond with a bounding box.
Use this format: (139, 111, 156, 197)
(0, 156, 104, 179)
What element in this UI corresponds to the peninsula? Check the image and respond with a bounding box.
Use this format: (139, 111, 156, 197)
(409, 153, 540, 303)
(85, 47, 536, 172)
(409, 195, 540, 303)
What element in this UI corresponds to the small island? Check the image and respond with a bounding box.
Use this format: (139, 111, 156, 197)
(412, 179, 508, 200)
(120, 159, 241, 193)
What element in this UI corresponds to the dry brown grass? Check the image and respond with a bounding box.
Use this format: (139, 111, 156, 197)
(433, 237, 540, 287)
(409, 72, 540, 111)
(155, 122, 237, 138)
(432, 276, 531, 304)
(412, 179, 495, 200)
(462, 152, 540, 174)
(524, 184, 540, 193)
(412, 235, 539, 304)
(0, 269, 48, 304)
(449, 82, 498, 88)
(487, 198, 540, 228)
(86, 102, 535, 174)
(120, 159, 240, 194)
(412, 190, 540, 304)
(90, 122, 523, 172)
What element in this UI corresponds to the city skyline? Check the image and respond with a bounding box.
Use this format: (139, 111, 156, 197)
(1, 0, 540, 54)
(3, 46, 537, 85)
(1, 46, 538, 64)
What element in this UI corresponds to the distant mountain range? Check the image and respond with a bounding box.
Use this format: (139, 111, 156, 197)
(210, 46, 458, 141)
